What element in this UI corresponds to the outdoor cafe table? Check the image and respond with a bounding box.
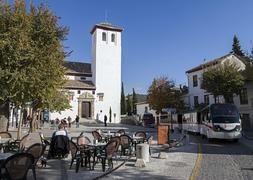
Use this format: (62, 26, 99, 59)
(0, 152, 13, 176)
(103, 131, 116, 142)
(0, 153, 13, 163)
(87, 142, 107, 170)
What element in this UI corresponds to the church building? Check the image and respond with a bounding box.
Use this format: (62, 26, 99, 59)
(50, 23, 123, 123)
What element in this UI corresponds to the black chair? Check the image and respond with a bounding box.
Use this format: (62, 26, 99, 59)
(0, 132, 12, 138)
(25, 143, 45, 179)
(1, 152, 34, 180)
(119, 135, 133, 156)
(116, 129, 125, 136)
(39, 133, 50, 147)
(47, 135, 70, 159)
(9, 133, 30, 152)
(109, 136, 121, 163)
(96, 140, 119, 172)
(77, 135, 92, 155)
(69, 140, 83, 173)
(92, 131, 104, 142)
(134, 131, 146, 140)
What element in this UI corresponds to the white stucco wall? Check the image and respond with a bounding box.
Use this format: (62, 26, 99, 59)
(136, 103, 156, 117)
(186, 54, 245, 108)
(234, 81, 253, 125)
(66, 75, 92, 81)
(50, 89, 93, 121)
(91, 28, 121, 123)
(186, 54, 253, 127)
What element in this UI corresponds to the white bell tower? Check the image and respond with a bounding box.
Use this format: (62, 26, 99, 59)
(91, 23, 123, 123)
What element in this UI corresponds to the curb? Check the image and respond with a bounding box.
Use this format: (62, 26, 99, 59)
(242, 132, 253, 141)
(240, 136, 253, 151)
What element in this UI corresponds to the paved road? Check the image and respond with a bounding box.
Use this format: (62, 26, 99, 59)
(189, 134, 253, 180)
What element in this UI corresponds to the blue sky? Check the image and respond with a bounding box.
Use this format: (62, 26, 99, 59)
(26, 0, 253, 94)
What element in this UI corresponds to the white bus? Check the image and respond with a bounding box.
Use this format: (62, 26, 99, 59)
(200, 104, 241, 141)
(182, 111, 201, 134)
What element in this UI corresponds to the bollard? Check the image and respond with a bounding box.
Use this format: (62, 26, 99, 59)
(136, 143, 149, 163)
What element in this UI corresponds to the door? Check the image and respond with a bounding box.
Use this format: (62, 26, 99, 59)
(81, 102, 91, 118)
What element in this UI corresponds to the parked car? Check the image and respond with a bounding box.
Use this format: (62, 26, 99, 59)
(141, 113, 155, 128)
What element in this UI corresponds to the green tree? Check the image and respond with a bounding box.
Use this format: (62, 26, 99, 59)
(0, 1, 70, 134)
(202, 62, 245, 103)
(126, 95, 132, 115)
(242, 62, 253, 81)
(120, 82, 126, 115)
(147, 76, 175, 114)
(109, 106, 112, 123)
(231, 35, 245, 57)
(132, 88, 137, 115)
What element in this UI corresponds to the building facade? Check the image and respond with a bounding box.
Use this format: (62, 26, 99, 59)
(184, 53, 253, 129)
(50, 23, 123, 123)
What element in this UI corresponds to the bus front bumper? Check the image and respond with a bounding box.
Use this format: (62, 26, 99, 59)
(208, 130, 242, 140)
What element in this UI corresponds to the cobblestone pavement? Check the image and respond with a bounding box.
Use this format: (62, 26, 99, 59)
(187, 133, 253, 180)
(7, 122, 198, 180)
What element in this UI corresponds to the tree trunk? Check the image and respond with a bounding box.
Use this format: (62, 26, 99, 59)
(37, 110, 41, 129)
(224, 95, 234, 104)
(30, 110, 37, 133)
(12, 107, 14, 127)
(17, 108, 23, 140)
(0, 102, 9, 132)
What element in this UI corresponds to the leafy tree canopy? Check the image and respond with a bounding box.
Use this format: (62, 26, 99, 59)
(0, 0, 69, 111)
(147, 76, 183, 113)
(0, 0, 70, 132)
(202, 62, 245, 103)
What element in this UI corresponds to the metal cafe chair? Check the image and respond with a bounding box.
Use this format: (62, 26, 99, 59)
(1, 152, 34, 180)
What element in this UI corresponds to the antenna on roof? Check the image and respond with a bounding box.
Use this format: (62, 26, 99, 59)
(105, 10, 108, 23)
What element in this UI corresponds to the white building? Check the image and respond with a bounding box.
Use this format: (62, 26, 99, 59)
(136, 102, 156, 117)
(50, 23, 123, 123)
(184, 53, 253, 129)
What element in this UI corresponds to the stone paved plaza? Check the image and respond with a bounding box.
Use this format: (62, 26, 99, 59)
(7, 122, 198, 180)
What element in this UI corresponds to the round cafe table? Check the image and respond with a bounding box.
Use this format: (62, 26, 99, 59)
(87, 142, 107, 170)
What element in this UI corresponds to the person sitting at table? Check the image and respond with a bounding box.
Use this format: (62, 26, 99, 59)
(52, 123, 69, 137)
(48, 123, 70, 159)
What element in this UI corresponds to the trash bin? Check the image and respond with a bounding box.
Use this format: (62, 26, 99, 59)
(158, 125, 169, 145)
(136, 143, 149, 163)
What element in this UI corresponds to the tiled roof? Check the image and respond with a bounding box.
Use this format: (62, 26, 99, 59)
(90, 22, 123, 34)
(64, 61, 91, 75)
(64, 80, 95, 90)
(185, 53, 246, 73)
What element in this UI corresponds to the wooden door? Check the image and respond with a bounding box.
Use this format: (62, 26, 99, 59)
(81, 102, 91, 118)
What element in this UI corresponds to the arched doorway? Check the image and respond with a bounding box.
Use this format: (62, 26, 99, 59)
(78, 92, 94, 119)
(81, 101, 91, 118)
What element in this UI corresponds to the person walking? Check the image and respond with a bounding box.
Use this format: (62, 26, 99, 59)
(75, 115, 80, 128)
(104, 115, 107, 127)
(67, 116, 72, 128)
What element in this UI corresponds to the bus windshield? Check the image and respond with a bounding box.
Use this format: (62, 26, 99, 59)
(212, 116, 239, 123)
(211, 104, 239, 123)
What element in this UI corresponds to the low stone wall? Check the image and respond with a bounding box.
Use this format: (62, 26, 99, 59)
(121, 115, 139, 125)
